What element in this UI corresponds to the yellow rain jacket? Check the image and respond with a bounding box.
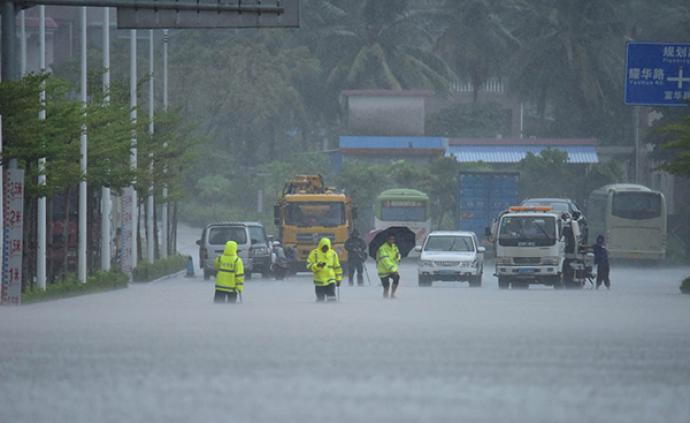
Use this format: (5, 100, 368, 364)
(306, 237, 343, 286)
(376, 242, 400, 277)
(214, 241, 245, 293)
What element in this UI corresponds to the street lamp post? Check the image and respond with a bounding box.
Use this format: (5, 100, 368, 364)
(147, 29, 155, 264)
(78, 6, 88, 283)
(37, 5, 47, 289)
(101, 7, 112, 272)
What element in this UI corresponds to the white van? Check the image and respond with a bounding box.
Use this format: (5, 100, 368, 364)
(417, 231, 485, 287)
(197, 222, 270, 280)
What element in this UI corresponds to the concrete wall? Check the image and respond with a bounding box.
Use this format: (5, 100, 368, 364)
(347, 95, 426, 136)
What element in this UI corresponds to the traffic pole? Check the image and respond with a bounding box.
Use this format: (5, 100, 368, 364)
(130, 29, 138, 270)
(1, 0, 17, 82)
(78, 6, 88, 283)
(160, 29, 169, 259)
(101, 7, 112, 272)
(146, 29, 155, 264)
(37, 5, 47, 290)
(0, 116, 4, 284)
(19, 9, 26, 76)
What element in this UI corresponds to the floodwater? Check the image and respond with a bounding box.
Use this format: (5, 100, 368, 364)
(1, 227, 689, 423)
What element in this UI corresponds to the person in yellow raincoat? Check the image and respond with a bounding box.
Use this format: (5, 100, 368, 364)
(213, 240, 244, 303)
(306, 237, 343, 302)
(376, 234, 401, 299)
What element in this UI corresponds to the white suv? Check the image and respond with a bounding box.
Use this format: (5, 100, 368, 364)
(417, 231, 485, 287)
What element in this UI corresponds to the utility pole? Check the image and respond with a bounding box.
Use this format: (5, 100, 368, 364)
(101, 7, 111, 272)
(129, 29, 138, 269)
(146, 29, 155, 264)
(19, 9, 26, 76)
(78, 6, 88, 283)
(633, 106, 641, 184)
(1, 1, 18, 82)
(37, 5, 47, 290)
(160, 29, 169, 259)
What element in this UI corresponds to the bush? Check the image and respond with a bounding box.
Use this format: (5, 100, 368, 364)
(681, 277, 690, 295)
(22, 271, 129, 304)
(132, 255, 187, 283)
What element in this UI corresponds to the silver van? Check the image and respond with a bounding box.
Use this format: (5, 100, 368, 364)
(197, 222, 271, 280)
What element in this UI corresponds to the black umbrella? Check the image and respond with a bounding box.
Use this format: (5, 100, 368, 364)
(368, 226, 416, 259)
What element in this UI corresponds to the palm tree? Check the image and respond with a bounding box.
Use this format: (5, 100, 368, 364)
(509, 0, 626, 123)
(313, 0, 453, 92)
(434, 0, 520, 103)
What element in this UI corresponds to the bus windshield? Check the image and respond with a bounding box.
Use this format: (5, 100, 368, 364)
(285, 202, 345, 227)
(380, 200, 427, 222)
(498, 216, 556, 247)
(612, 192, 662, 220)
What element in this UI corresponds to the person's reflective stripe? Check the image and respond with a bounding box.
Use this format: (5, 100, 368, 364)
(218, 268, 235, 274)
(215, 285, 237, 292)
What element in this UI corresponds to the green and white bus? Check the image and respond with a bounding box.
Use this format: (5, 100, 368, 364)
(373, 189, 431, 244)
(587, 184, 666, 262)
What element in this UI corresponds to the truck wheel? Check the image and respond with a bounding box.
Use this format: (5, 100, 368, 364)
(203, 269, 211, 281)
(498, 277, 509, 290)
(418, 275, 432, 287)
(469, 274, 482, 287)
(552, 276, 564, 289)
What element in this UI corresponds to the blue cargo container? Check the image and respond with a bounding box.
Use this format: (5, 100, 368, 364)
(457, 171, 520, 238)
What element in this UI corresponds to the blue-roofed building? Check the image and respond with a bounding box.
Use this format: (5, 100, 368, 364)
(337, 136, 599, 166)
(446, 138, 599, 164)
(338, 136, 447, 164)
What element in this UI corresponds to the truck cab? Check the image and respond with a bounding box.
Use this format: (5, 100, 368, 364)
(274, 175, 354, 272)
(494, 206, 567, 289)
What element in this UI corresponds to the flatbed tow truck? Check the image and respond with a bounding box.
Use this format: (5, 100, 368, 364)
(493, 206, 594, 289)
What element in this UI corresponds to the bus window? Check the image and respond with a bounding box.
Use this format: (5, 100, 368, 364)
(381, 200, 427, 222)
(612, 192, 662, 220)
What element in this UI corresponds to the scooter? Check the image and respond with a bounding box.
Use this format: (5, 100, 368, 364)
(271, 247, 290, 280)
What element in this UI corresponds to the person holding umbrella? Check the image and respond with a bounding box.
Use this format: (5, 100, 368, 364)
(376, 234, 402, 299)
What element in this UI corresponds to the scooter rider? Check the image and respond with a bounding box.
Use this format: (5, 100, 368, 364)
(271, 241, 289, 280)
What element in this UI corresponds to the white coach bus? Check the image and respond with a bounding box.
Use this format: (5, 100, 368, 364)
(587, 184, 666, 262)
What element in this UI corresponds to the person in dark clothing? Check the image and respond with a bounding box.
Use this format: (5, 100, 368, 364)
(593, 235, 611, 289)
(344, 229, 367, 286)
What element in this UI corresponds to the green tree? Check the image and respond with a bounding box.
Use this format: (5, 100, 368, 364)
(434, 0, 518, 102)
(335, 160, 391, 231)
(171, 33, 320, 165)
(426, 102, 511, 137)
(314, 0, 452, 92)
(658, 111, 690, 177)
(509, 0, 629, 143)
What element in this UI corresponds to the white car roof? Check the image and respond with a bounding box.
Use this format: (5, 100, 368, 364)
(427, 231, 476, 237)
(502, 212, 559, 218)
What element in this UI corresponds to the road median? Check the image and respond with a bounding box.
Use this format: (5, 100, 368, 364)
(132, 255, 188, 283)
(22, 271, 129, 304)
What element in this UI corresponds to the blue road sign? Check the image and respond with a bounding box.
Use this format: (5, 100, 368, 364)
(625, 42, 690, 106)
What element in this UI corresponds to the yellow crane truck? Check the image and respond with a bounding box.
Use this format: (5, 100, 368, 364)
(274, 175, 355, 272)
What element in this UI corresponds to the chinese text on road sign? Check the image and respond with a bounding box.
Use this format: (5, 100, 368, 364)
(626, 42, 690, 106)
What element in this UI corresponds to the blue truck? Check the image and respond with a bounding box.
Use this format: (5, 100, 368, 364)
(457, 171, 520, 239)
